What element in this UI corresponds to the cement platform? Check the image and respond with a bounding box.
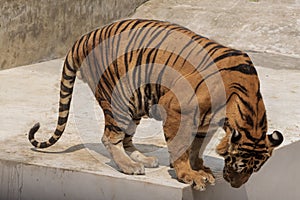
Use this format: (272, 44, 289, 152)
(0, 57, 299, 199)
(1, 0, 300, 199)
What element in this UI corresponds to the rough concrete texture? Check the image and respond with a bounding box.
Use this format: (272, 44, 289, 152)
(132, 0, 300, 69)
(1, 0, 300, 199)
(0, 0, 147, 70)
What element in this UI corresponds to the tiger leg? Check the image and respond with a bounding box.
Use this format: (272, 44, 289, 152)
(164, 122, 215, 190)
(190, 133, 215, 181)
(101, 114, 145, 175)
(159, 95, 215, 190)
(123, 119, 159, 168)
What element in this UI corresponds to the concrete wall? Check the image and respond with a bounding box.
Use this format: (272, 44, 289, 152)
(0, 0, 147, 70)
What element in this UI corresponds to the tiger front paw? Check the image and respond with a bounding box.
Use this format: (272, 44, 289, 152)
(116, 160, 145, 175)
(177, 169, 215, 191)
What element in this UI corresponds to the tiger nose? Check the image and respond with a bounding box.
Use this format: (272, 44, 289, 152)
(230, 180, 243, 188)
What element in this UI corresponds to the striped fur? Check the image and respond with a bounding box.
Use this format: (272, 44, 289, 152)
(28, 19, 283, 190)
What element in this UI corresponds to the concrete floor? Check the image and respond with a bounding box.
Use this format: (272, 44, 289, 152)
(0, 0, 300, 199)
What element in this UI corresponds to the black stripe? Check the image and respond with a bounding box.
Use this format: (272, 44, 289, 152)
(54, 129, 63, 136)
(107, 111, 129, 128)
(238, 147, 268, 154)
(235, 121, 258, 141)
(203, 51, 244, 71)
(130, 50, 143, 111)
(61, 81, 73, 94)
(226, 91, 255, 115)
(125, 23, 142, 62)
(257, 90, 262, 100)
(191, 34, 206, 41)
(238, 95, 255, 116)
(230, 83, 248, 97)
(200, 107, 211, 126)
(76, 35, 86, 64)
(101, 73, 114, 93)
(172, 39, 195, 66)
(238, 106, 255, 131)
(195, 41, 216, 63)
(221, 64, 257, 75)
(49, 136, 58, 144)
(133, 49, 144, 87)
(103, 109, 113, 118)
(83, 32, 92, 58)
(137, 88, 143, 111)
(70, 44, 78, 66)
(237, 104, 246, 120)
(111, 62, 130, 106)
(97, 82, 111, 102)
(112, 59, 121, 81)
(211, 104, 227, 126)
(28, 123, 40, 140)
(246, 115, 254, 127)
(60, 91, 70, 98)
(105, 124, 123, 133)
(242, 142, 266, 148)
(119, 19, 138, 33)
(146, 48, 159, 83)
(180, 42, 199, 68)
(193, 104, 199, 127)
(157, 61, 168, 86)
(98, 26, 109, 83)
(103, 23, 115, 67)
(83, 32, 97, 85)
(59, 102, 70, 112)
(106, 64, 117, 87)
(58, 116, 68, 126)
(136, 22, 157, 50)
(65, 57, 76, 73)
(144, 24, 169, 48)
(110, 91, 128, 114)
(39, 142, 48, 148)
(123, 51, 132, 94)
(90, 29, 102, 86)
(157, 51, 173, 87)
(62, 70, 75, 81)
(94, 28, 106, 78)
(193, 70, 218, 95)
(128, 105, 135, 118)
(259, 112, 267, 128)
(114, 20, 131, 34)
(194, 133, 206, 139)
(131, 22, 154, 52)
(129, 19, 143, 32)
(31, 140, 39, 147)
(114, 116, 132, 129)
(144, 84, 151, 99)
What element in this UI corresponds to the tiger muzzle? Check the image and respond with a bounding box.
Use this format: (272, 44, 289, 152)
(223, 167, 250, 188)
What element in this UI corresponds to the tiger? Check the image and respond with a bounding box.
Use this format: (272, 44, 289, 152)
(28, 19, 283, 190)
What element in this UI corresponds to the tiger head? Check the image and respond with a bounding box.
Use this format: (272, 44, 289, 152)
(216, 95, 284, 188)
(218, 128, 283, 188)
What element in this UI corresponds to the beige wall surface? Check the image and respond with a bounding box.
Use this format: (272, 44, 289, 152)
(0, 0, 147, 70)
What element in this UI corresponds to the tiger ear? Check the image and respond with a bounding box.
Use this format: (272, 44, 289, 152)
(267, 131, 284, 147)
(231, 129, 241, 143)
